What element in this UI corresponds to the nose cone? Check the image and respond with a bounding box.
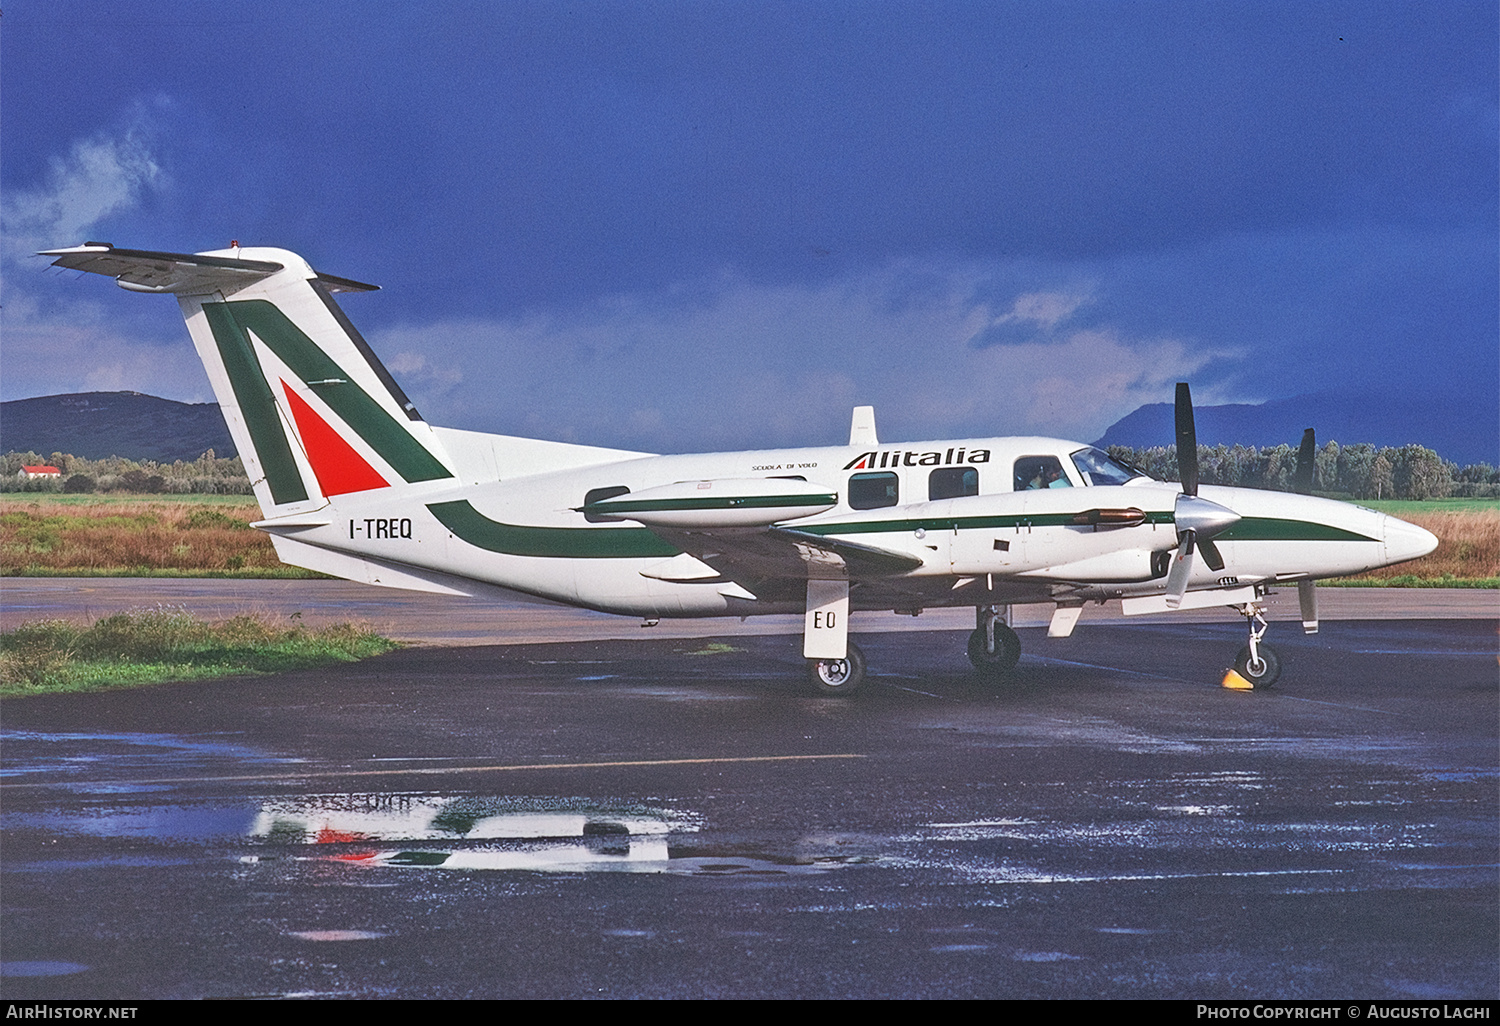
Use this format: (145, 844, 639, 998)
(1382, 515, 1439, 566)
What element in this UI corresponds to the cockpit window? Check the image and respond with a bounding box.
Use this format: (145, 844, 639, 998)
(1070, 447, 1145, 486)
(1014, 456, 1072, 490)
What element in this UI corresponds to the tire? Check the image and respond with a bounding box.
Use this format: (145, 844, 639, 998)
(1234, 643, 1282, 688)
(807, 643, 866, 695)
(967, 623, 1022, 679)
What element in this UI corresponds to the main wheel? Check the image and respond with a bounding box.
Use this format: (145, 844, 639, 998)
(1234, 643, 1282, 688)
(967, 623, 1022, 679)
(807, 643, 866, 695)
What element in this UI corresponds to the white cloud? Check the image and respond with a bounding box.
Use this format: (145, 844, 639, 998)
(2, 103, 164, 261)
(987, 290, 1093, 332)
(0, 105, 206, 404)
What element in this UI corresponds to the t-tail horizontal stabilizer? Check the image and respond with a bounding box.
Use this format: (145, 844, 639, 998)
(41, 243, 453, 521)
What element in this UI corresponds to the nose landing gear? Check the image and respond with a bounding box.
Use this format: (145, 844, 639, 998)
(1224, 601, 1281, 689)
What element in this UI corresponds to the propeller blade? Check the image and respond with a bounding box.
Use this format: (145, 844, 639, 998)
(1199, 538, 1226, 572)
(1293, 427, 1316, 494)
(1298, 580, 1319, 634)
(1164, 529, 1195, 608)
(1174, 382, 1199, 497)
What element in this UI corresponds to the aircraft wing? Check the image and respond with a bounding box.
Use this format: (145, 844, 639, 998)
(588, 477, 924, 587)
(647, 526, 924, 595)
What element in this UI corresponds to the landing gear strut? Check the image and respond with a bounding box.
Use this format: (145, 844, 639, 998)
(968, 604, 1021, 680)
(807, 642, 866, 694)
(1230, 601, 1281, 688)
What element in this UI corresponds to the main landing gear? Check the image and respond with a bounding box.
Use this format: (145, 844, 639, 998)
(1226, 601, 1281, 688)
(807, 643, 866, 694)
(968, 604, 1021, 681)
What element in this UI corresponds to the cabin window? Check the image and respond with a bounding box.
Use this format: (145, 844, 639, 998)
(1014, 456, 1072, 491)
(583, 485, 630, 522)
(848, 472, 899, 509)
(928, 466, 978, 500)
(1070, 447, 1143, 486)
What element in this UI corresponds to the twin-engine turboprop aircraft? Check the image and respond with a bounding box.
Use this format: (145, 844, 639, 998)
(43, 243, 1439, 693)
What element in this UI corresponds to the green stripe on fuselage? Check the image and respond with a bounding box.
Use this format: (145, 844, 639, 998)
(429, 500, 680, 558)
(206, 300, 452, 484)
(202, 303, 309, 505)
(796, 512, 1374, 543)
(1216, 518, 1376, 543)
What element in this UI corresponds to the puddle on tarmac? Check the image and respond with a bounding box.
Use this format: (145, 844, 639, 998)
(251, 793, 687, 842)
(8, 787, 864, 876)
(250, 794, 867, 875)
(253, 794, 688, 873)
(3, 726, 871, 876)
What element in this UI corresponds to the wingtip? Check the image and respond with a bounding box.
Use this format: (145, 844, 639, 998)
(37, 243, 112, 257)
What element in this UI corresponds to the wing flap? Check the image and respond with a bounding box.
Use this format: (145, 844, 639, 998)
(771, 528, 925, 577)
(651, 525, 923, 588)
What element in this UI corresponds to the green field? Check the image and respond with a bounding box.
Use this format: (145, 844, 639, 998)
(1353, 497, 1500, 515)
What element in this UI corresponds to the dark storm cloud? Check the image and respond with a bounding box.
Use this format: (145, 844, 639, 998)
(2, 1, 1493, 453)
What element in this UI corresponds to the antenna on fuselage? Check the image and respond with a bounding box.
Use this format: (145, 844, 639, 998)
(849, 406, 878, 446)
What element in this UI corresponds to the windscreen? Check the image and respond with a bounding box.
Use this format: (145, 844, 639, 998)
(1070, 447, 1147, 486)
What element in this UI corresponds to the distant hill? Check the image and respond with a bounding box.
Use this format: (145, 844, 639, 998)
(1096, 390, 1496, 468)
(0, 392, 236, 463)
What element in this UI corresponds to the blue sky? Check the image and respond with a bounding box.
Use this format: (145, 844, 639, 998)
(3, 1, 1495, 457)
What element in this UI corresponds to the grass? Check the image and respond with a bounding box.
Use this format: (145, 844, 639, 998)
(0, 607, 399, 697)
(1324, 507, 1499, 587)
(1, 492, 255, 507)
(1353, 498, 1500, 515)
(0, 497, 318, 577)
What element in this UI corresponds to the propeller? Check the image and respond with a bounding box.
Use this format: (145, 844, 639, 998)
(1292, 427, 1316, 495)
(1291, 426, 1320, 633)
(1164, 383, 1240, 607)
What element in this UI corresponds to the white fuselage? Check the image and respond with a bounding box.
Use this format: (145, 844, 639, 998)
(258, 434, 1431, 618)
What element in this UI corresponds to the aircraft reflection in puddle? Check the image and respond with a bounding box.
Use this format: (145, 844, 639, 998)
(249, 794, 865, 875)
(252, 794, 683, 873)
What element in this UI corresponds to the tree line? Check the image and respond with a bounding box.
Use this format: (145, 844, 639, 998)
(1104, 441, 1499, 500)
(1, 450, 253, 495)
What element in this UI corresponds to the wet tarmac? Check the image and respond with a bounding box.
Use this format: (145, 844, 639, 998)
(1, 619, 1496, 999)
(4, 577, 1495, 644)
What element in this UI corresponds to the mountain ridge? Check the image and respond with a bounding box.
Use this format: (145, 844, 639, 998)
(1095, 389, 1493, 467)
(0, 392, 237, 464)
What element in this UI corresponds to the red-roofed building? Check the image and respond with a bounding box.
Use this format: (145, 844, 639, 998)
(19, 466, 61, 480)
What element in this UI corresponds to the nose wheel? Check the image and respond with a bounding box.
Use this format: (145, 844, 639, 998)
(1234, 642, 1281, 687)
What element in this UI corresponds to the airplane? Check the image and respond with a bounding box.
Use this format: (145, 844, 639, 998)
(41, 243, 1440, 694)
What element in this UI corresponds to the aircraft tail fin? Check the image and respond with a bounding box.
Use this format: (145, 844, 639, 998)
(41, 244, 456, 518)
